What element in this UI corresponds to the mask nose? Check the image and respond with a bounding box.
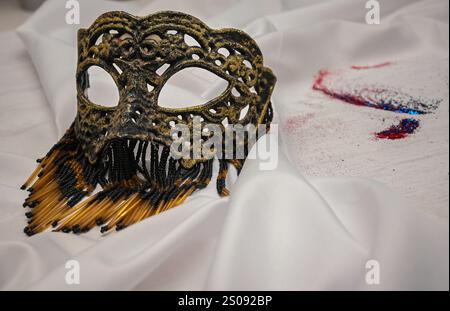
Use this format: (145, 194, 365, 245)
(112, 82, 164, 142)
(114, 95, 147, 136)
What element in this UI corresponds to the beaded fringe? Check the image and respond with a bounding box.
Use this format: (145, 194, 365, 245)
(21, 125, 242, 236)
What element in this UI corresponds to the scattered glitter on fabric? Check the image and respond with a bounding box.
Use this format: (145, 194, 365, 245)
(312, 64, 442, 115)
(284, 112, 315, 134)
(351, 62, 392, 70)
(376, 118, 420, 140)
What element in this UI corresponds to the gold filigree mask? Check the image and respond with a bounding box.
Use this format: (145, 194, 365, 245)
(21, 11, 276, 236)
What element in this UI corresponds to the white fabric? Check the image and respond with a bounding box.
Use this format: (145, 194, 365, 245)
(0, 0, 447, 290)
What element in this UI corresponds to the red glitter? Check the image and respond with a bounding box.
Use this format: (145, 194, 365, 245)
(376, 118, 420, 140)
(351, 62, 392, 70)
(285, 113, 315, 134)
(312, 70, 373, 108)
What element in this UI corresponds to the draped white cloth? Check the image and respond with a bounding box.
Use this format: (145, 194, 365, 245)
(0, 0, 448, 290)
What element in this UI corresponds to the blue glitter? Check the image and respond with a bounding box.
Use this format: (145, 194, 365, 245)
(376, 118, 420, 139)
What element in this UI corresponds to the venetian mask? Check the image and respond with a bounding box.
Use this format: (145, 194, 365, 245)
(21, 11, 276, 236)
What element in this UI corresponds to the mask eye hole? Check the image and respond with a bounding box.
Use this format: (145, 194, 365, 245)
(84, 66, 119, 107)
(158, 68, 228, 109)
